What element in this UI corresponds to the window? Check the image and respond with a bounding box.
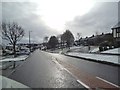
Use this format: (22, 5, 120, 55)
(117, 28, 120, 33)
(113, 29, 116, 38)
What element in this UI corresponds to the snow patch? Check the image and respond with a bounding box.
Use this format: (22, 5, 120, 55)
(0, 55, 28, 69)
(67, 52, 120, 65)
(89, 47, 99, 53)
(0, 55, 28, 62)
(0, 75, 30, 88)
(101, 48, 120, 54)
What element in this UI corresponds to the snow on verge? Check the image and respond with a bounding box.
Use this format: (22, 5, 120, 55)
(67, 52, 120, 65)
(0, 55, 28, 62)
(101, 48, 120, 54)
(0, 55, 28, 69)
(0, 75, 30, 88)
(89, 47, 99, 53)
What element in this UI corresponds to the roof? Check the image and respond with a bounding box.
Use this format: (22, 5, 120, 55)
(112, 21, 120, 29)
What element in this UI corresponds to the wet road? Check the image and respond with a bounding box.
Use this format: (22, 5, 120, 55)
(50, 53, 120, 86)
(8, 50, 120, 89)
(8, 50, 85, 88)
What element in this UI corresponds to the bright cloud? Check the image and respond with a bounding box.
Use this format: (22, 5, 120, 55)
(1, 0, 119, 43)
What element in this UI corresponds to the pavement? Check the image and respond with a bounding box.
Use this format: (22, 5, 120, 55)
(63, 46, 120, 66)
(65, 52, 120, 66)
(1, 60, 26, 77)
(0, 55, 28, 76)
(2, 49, 120, 89)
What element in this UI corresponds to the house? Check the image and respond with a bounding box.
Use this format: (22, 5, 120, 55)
(111, 22, 120, 38)
(111, 22, 120, 47)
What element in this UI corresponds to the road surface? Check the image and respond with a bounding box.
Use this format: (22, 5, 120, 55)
(8, 50, 120, 89)
(8, 50, 85, 88)
(50, 53, 120, 86)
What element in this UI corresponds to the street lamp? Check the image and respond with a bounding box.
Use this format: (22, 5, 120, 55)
(29, 31, 32, 53)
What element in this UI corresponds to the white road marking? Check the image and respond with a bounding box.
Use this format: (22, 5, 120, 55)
(51, 56, 90, 89)
(51, 57, 64, 70)
(96, 76, 120, 88)
(64, 67, 90, 89)
(63, 68, 73, 75)
(77, 80, 90, 89)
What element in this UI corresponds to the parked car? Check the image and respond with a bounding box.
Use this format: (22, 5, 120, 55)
(2, 49, 13, 56)
(17, 48, 30, 55)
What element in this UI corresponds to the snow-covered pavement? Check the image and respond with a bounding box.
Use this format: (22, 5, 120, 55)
(0, 75, 30, 88)
(0, 55, 28, 62)
(67, 52, 120, 65)
(0, 55, 28, 70)
(69, 46, 99, 53)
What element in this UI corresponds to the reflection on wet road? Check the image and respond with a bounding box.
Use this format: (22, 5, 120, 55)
(8, 50, 85, 88)
(50, 53, 120, 87)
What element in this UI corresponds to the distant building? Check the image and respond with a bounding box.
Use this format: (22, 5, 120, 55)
(111, 22, 120, 47)
(78, 33, 113, 46)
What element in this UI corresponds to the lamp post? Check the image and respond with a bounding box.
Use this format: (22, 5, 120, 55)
(29, 31, 32, 53)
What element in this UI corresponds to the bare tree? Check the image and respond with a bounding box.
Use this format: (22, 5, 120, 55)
(43, 36, 49, 43)
(77, 33, 81, 40)
(2, 22, 25, 58)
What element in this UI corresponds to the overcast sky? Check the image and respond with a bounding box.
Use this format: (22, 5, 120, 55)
(1, 0, 119, 44)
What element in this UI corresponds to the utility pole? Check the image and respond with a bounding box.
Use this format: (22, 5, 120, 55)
(29, 31, 31, 53)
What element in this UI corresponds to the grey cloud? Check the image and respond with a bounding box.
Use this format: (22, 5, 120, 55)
(2, 2, 37, 20)
(1, 1, 119, 44)
(66, 2, 118, 37)
(2, 2, 59, 43)
(18, 14, 59, 43)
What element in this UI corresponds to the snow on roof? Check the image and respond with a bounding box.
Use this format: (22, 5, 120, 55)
(112, 22, 120, 29)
